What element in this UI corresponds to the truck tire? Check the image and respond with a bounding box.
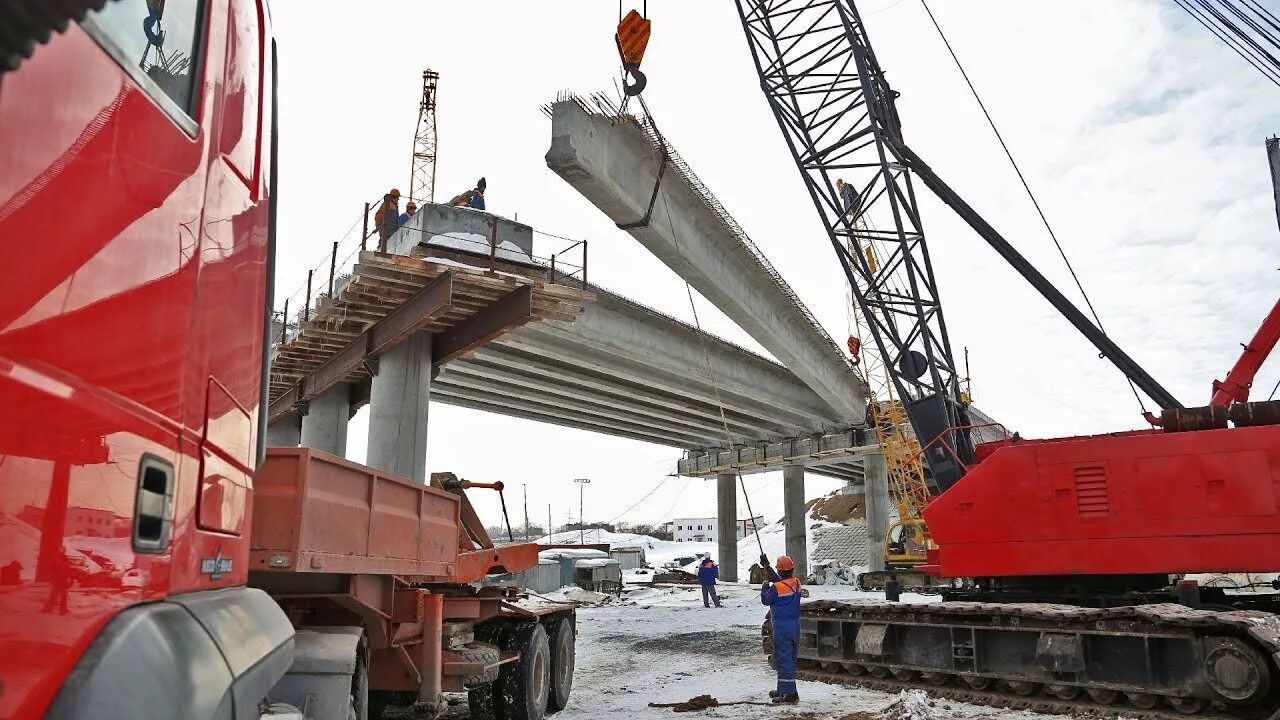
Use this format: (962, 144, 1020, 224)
(495, 622, 550, 720)
(467, 622, 511, 720)
(544, 617, 574, 714)
(456, 642, 502, 687)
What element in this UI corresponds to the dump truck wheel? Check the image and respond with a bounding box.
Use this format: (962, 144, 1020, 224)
(545, 617, 575, 714)
(495, 622, 550, 720)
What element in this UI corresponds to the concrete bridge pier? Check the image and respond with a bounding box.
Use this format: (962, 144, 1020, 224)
(864, 453, 890, 573)
(782, 465, 807, 580)
(716, 473, 738, 583)
(266, 412, 301, 447)
(300, 384, 350, 457)
(367, 330, 432, 483)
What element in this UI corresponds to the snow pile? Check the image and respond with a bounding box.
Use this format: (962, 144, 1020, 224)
(734, 516, 846, 580)
(424, 232, 533, 262)
(541, 585, 616, 605)
(534, 530, 716, 570)
(540, 548, 608, 560)
(808, 560, 868, 586)
(881, 690, 936, 720)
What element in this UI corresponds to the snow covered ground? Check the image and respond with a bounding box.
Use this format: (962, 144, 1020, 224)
(443, 582, 1066, 720)
(534, 522, 857, 580)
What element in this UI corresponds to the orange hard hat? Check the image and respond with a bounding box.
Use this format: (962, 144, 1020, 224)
(390, 188, 401, 197)
(776, 555, 795, 572)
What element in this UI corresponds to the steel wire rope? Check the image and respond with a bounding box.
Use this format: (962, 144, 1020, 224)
(920, 0, 1151, 418)
(634, 95, 768, 560)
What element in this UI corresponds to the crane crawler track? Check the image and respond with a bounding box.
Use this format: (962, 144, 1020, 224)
(766, 599, 1280, 718)
(794, 666, 1266, 720)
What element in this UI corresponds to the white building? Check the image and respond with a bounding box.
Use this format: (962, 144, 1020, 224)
(672, 516, 764, 543)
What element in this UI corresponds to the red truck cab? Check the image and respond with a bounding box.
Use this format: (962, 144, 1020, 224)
(0, 1, 290, 717)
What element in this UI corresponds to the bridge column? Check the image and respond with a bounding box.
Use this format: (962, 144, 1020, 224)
(864, 452, 889, 573)
(367, 330, 431, 482)
(716, 473, 738, 583)
(266, 412, 301, 447)
(300, 384, 350, 457)
(782, 465, 807, 580)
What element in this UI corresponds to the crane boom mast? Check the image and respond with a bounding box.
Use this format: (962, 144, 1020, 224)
(734, 1, 1183, 476)
(733, 0, 974, 490)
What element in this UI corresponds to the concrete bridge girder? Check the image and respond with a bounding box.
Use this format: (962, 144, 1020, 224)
(546, 100, 867, 420)
(437, 361, 767, 443)
(450, 348, 793, 438)
(434, 371, 731, 446)
(464, 342, 808, 437)
(502, 327, 836, 431)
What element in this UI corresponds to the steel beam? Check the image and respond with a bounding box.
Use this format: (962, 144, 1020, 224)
(433, 285, 533, 366)
(269, 273, 454, 423)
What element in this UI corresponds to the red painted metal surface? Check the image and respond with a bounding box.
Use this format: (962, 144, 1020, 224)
(0, 2, 273, 716)
(1212, 297, 1280, 405)
(923, 423, 1280, 578)
(252, 449, 461, 579)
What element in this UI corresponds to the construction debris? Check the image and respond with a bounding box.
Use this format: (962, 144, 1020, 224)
(648, 695, 773, 712)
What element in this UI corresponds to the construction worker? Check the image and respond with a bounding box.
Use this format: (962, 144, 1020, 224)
(697, 554, 721, 608)
(836, 178, 859, 222)
(399, 201, 418, 227)
(449, 177, 486, 211)
(373, 188, 401, 251)
(760, 553, 801, 704)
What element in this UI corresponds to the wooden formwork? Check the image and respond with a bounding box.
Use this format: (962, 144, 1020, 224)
(268, 251, 594, 419)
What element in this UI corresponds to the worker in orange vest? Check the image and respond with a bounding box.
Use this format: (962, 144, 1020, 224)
(760, 554, 801, 704)
(373, 188, 401, 251)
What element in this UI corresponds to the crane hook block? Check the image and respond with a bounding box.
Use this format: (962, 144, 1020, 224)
(616, 9, 651, 96)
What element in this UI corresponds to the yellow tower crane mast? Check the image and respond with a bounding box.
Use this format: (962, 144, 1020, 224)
(846, 212, 961, 591)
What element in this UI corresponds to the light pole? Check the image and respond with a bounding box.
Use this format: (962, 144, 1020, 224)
(574, 478, 591, 545)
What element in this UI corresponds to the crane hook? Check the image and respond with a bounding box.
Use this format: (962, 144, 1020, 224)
(616, 9, 651, 97)
(622, 65, 647, 96)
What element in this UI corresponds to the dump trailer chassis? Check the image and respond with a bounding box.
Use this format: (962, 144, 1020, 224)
(768, 600, 1280, 718)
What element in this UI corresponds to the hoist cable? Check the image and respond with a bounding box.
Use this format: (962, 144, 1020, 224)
(637, 93, 768, 560)
(920, 0, 1151, 416)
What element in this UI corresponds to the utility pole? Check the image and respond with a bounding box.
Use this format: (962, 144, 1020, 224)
(523, 484, 530, 542)
(547, 505, 552, 543)
(574, 478, 591, 545)
(408, 69, 439, 205)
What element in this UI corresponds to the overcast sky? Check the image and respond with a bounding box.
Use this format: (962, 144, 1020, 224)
(269, 1, 1279, 532)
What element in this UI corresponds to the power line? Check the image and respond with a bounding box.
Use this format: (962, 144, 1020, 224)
(604, 476, 670, 524)
(1174, 0, 1280, 87)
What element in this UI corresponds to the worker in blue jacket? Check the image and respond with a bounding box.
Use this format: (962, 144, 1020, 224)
(697, 555, 722, 608)
(760, 554, 801, 704)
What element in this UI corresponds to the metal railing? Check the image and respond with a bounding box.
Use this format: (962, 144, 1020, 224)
(271, 199, 593, 350)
